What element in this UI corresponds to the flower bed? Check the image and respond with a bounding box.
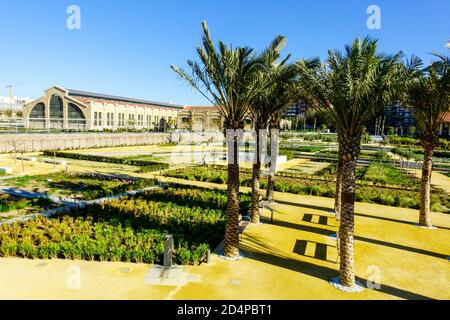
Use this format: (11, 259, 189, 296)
(0, 186, 251, 265)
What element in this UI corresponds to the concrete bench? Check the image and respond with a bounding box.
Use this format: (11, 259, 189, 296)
(16, 156, 37, 162)
(0, 167, 13, 174)
(38, 158, 67, 166)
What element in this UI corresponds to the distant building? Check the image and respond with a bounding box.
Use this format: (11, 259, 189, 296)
(382, 103, 416, 135)
(23, 86, 183, 131)
(284, 102, 309, 117)
(177, 106, 223, 131)
(439, 112, 450, 137)
(177, 106, 254, 131)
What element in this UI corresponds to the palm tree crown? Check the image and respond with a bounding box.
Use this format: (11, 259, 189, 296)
(172, 21, 279, 129)
(297, 37, 404, 144)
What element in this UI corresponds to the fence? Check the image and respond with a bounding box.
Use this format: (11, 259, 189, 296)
(0, 131, 226, 153)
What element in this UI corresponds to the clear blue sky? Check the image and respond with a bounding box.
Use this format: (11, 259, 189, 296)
(1, 0, 449, 105)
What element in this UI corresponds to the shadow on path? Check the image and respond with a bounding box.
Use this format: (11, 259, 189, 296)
(241, 234, 434, 300)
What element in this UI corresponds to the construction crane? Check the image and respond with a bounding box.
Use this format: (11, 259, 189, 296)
(4, 84, 23, 117)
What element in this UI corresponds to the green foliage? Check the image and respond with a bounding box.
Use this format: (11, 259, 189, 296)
(4, 172, 158, 201)
(363, 163, 419, 188)
(279, 146, 325, 153)
(391, 147, 423, 161)
(163, 165, 450, 212)
(0, 186, 248, 265)
(0, 194, 55, 216)
(279, 149, 295, 161)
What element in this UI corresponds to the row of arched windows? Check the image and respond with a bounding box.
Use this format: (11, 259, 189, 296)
(28, 94, 86, 120)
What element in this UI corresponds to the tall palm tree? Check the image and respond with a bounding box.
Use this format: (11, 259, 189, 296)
(171, 21, 280, 259)
(404, 54, 450, 228)
(249, 56, 298, 223)
(297, 38, 404, 289)
(264, 81, 300, 202)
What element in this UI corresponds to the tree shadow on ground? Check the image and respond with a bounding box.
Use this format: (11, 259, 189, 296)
(270, 217, 449, 260)
(240, 234, 434, 300)
(274, 199, 450, 231)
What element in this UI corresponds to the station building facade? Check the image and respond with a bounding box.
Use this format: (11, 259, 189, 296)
(23, 86, 183, 131)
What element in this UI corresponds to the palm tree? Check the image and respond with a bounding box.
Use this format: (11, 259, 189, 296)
(404, 54, 450, 228)
(171, 21, 280, 259)
(264, 81, 300, 203)
(296, 38, 404, 289)
(249, 53, 298, 223)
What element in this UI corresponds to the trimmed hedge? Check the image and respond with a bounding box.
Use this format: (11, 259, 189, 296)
(43, 151, 170, 171)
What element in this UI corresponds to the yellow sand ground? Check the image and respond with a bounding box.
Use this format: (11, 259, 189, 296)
(0, 187, 448, 300)
(1, 148, 449, 300)
(0, 154, 65, 176)
(405, 168, 450, 195)
(286, 161, 331, 175)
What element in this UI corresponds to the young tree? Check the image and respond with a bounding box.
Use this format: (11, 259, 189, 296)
(171, 21, 277, 258)
(404, 54, 450, 228)
(297, 38, 404, 289)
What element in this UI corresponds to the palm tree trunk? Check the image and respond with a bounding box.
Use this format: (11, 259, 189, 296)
(338, 135, 360, 288)
(334, 158, 342, 220)
(251, 130, 261, 224)
(334, 132, 343, 220)
(419, 144, 434, 228)
(224, 134, 240, 258)
(266, 174, 275, 201)
(266, 127, 278, 202)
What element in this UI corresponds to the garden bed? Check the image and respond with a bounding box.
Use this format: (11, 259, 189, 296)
(1, 172, 158, 201)
(42, 151, 170, 172)
(0, 193, 57, 221)
(0, 185, 251, 265)
(162, 165, 450, 212)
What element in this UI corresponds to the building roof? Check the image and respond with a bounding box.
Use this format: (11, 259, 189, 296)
(67, 89, 183, 109)
(441, 112, 450, 123)
(183, 105, 218, 111)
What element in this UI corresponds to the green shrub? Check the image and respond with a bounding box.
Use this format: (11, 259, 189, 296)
(0, 186, 250, 265)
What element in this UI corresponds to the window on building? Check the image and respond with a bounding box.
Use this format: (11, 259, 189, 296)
(49, 94, 63, 121)
(128, 114, 135, 126)
(30, 103, 45, 119)
(146, 115, 151, 126)
(94, 112, 98, 126)
(106, 112, 114, 126)
(68, 103, 85, 120)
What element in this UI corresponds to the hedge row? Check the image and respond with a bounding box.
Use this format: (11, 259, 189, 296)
(43, 151, 170, 171)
